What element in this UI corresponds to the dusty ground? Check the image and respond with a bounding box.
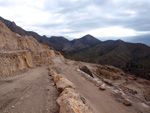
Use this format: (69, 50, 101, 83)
(0, 55, 150, 113)
(51, 58, 150, 113)
(0, 65, 59, 113)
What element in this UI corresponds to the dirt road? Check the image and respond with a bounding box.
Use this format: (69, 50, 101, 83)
(0, 66, 59, 113)
(51, 58, 150, 113)
(0, 55, 149, 113)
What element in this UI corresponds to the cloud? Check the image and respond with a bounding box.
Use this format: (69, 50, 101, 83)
(0, 0, 150, 45)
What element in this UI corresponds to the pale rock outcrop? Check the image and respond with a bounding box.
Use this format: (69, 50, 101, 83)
(56, 78, 76, 93)
(49, 68, 57, 78)
(0, 20, 43, 51)
(31, 50, 52, 66)
(57, 88, 94, 113)
(0, 51, 34, 76)
(0, 20, 63, 76)
(53, 74, 65, 84)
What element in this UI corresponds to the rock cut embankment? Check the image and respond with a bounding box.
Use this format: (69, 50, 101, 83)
(0, 20, 62, 77)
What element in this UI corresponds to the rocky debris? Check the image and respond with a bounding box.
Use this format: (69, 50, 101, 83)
(49, 68, 94, 113)
(53, 74, 65, 84)
(48, 67, 57, 77)
(113, 91, 132, 106)
(119, 85, 138, 95)
(99, 84, 106, 90)
(57, 88, 94, 113)
(123, 98, 132, 106)
(56, 78, 76, 93)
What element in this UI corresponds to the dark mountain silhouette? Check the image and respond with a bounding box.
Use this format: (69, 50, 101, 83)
(70, 34, 101, 50)
(49, 34, 101, 51)
(48, 36, 71, 50)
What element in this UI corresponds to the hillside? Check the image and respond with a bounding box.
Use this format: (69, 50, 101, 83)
(65, 40, 150, 80)
(0, 16, 50, 46)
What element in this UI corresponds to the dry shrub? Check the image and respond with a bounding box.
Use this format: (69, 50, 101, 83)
(96, 68, 120, 80)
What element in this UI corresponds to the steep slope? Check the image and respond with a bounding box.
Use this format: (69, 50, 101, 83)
(0, 20, 62, 76)
(65, 40, 150, 80)
(0, 16, 50, 46)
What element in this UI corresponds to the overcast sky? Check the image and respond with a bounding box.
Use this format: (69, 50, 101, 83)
(0, 0, 150, 45)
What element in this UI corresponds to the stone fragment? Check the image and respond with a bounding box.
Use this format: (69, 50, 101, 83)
(56, 78, 76, 93)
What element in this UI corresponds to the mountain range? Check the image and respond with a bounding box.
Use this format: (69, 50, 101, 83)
(0, 16, 150, 80)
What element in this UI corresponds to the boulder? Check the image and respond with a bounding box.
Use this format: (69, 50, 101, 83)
(53, 74, 65, 84)
(59, 88, 81, 100)
(49, 68, 57, 77)
(57, 88, 94, 113)
(123, 98, 132, 106)
(99, 84, 106, 90)
(56, 78, 76, 93)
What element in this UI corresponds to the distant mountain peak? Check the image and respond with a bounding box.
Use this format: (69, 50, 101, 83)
(50, 36, 69, 41)
(81, 34, 95, 39)
(116, 39, 124, 42)
(78, 34, 101, 45)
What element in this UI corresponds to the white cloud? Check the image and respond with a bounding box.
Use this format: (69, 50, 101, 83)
(0, 0, 150, 44)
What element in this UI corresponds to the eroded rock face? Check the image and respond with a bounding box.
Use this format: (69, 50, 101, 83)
(0, 51, 34, 76)
(0, 20, 62, 76)
(57, 88, 94, 113)
(56, 78, 76, 93)
(0, 21, 44, 51)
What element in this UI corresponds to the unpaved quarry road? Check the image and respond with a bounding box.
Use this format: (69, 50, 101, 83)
(52, 58, 150, 113)
(0, 66, 59, 113)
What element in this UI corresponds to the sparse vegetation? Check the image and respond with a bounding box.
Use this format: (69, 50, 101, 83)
(96, 68, 120, 80)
